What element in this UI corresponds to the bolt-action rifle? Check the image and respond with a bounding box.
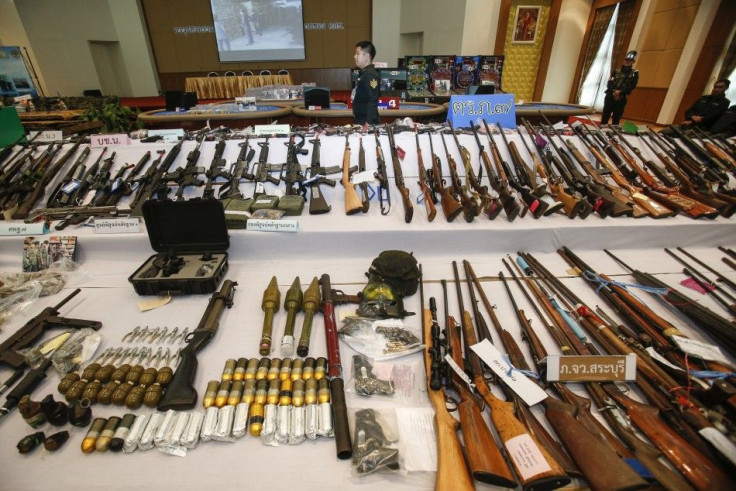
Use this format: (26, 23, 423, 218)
(604, 126, 718, 219)
(644, 130, 736, 216)
(419, 269, 474, 490)
(427, 132, 462, 222)
(574, 125, 675, 218)
(386, 125, 413, 222)
(495, 122, 565, 216)
(449, 121, 501, 220)
(490, 121, 551, 218)
(500, 258, 685, 490)
(538, 122, 619, 218)
(373, 130, 391, 215)
(414, 127, 436, 221)
(453, 261, 570, 489)
(520, 120, 588, 218)
(305, 133, 339, 214)
(440, 277, 517, 488)
(440, 132, 478, 222)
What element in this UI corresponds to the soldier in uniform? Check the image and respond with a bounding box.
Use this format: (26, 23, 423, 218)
(681, 79, 731, 130)
(352, 41, 380, 125)
(601, 50, 639, 125)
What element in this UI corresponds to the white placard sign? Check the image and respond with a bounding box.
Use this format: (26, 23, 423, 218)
(94, 218, 141, 234)
(470, 339, 547, 406)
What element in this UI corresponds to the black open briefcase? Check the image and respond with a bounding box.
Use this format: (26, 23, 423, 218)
(129, 199, 230, 295)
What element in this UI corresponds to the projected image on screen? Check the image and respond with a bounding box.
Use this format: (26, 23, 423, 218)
(211, 0, 305, 62)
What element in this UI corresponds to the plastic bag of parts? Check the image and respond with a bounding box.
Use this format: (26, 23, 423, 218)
(0, 270, 65, 327)
(346, 354, 423, 405)
(338, 316, 423, 360)
(16, 327, 101, 375)
(350, 408, 402, 479)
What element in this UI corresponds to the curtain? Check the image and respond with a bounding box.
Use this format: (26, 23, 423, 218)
(611, 0, 636, 69)
(577, 5, 617, 101)
(718, 33, 736, 83)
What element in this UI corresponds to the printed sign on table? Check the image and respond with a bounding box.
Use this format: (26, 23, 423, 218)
(447, 93, 516, 129)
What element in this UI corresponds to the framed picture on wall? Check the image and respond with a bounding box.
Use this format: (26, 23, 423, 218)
(512, 6, 541, 44)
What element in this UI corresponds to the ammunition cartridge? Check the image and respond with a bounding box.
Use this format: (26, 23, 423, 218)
(220, 358, 236, 381)
(95, 416, 121, 452)
(202, 380, 219, 409)
(233, 358, 248, 381)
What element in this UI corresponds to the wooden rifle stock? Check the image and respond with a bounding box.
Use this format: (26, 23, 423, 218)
(520, 123, 584, 218)
(414, 128, 437, 221)
(446, 316, 517, 487)
(428, 134, 462, 222)
(386, 126, 413, 222)
(498, 262, 651, 490)
(605, 384, 734, 490)
(457, 261, 571, 488)
(577, 129, 674, 218)
(440, 133, 478, 221)
(341, 135, 363, 215)
(420, 269, 473, 491)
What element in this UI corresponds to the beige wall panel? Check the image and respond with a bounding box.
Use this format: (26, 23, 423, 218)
(652, 48, 683, 87)
(635, 50, 661, 86)
(665, 6, 698, 49)
(640, 9, 678, 51)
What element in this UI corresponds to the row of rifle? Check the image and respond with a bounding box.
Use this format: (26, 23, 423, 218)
(421, 250, 736, 490)
(1, 121, 735, 226)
